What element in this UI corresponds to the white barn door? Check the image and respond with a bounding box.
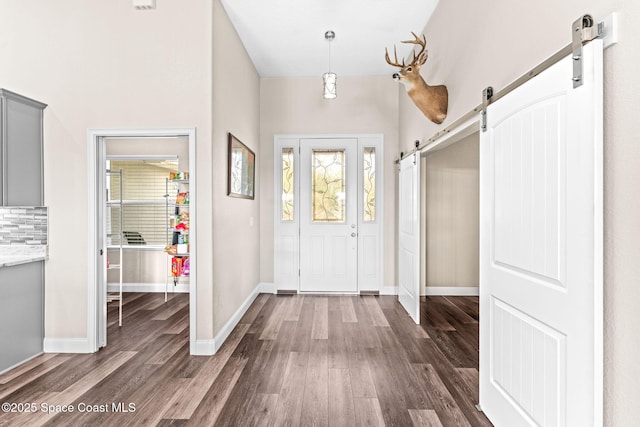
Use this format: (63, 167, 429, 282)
(479, 41, 603, 426)
(398, 153, 421, 323)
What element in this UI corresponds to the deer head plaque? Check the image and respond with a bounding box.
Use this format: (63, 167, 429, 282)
(385, 33, 448, 124)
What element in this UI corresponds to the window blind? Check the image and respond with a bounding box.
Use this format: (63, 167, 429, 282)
(107, 159, 178, 246)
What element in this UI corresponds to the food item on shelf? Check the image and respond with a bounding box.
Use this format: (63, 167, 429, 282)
(182, 257, 190, 276)
(171, 256, 183, 277)
(176, 192, 187, 204)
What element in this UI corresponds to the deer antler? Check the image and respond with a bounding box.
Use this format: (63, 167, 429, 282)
(401, 32, 427, 66)
(384, 45, 404, 68)
(385, 32, 428, 68)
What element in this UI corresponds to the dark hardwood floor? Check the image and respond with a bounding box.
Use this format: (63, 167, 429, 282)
(0, 292, 492, 426)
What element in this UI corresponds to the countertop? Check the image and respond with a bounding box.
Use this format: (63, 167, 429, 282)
(0, 245, 48, 268)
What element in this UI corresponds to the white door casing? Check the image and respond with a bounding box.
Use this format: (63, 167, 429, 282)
(479, 40, 603, 426)
(274, 134, 384, 293)
(87, 128, 198, 355)
(398, 153, 421, 323)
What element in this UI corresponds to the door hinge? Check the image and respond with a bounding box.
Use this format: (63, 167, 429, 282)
(481, 86, 493, 132)
(572, 14, 600, 88)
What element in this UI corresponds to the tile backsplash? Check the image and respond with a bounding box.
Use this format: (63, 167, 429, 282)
(0, 207, 48, 245)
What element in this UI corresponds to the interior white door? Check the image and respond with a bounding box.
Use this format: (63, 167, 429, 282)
(300, 138, 358, 292)
(398, 153, 421, 323)
(479, 41, 603, 426)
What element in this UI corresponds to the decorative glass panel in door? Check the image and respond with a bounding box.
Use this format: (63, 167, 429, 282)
(312, 149, 345, 222)
(363, 147, 376, 222)
(282, 147, 294, 222)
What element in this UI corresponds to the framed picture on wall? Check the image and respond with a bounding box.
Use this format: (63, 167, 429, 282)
(227, 133, 255, 200)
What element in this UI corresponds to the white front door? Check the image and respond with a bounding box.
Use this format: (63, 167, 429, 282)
(398, 153, 421, 323)
(479, 40, 603, 426)
(299, 138, 358, 292)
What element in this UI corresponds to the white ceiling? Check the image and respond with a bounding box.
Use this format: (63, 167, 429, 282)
(220, 0, 439, 77)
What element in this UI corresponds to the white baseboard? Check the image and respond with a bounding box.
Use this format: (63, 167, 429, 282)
(43, 337, 91, 353)
(0, 352, 45, 375)
(209, 282, 266, 355)
(107, 282, 189, 293)
(193, 339, 215, 356)
(424, 286, 480, 296)
(257, 282, 276, 294)
(381, 286, 398, 295)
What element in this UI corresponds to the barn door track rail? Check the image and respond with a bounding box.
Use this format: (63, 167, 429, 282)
(396, 12, 617, 163)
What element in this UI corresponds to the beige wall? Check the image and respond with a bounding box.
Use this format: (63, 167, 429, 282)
(212, 0, 261, 334)
(423, 133, 479, 290)
(0, 1, 215, 341)
(399, 0, 640, 423)
(259, 76, 400, 288)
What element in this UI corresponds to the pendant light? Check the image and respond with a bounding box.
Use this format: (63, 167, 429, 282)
(322, 30, 337, 99)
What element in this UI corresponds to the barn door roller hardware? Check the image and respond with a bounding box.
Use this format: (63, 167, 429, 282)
(481, 86, 494, 132)
(572, 14, 602, 88)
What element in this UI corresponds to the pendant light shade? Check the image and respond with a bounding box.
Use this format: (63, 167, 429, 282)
(322, 72, 337, 99)
(322, 30, 337, 100)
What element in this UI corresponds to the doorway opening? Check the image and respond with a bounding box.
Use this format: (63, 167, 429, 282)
(87, 128, 197, 354)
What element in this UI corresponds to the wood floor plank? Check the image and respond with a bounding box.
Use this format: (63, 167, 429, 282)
(300, 339, 329, 426)
(256, 321, 297, 394)
(340, 296, 358, 323)
(164, 311, 189, 334)
(348, 351, 377, 399)
(119, 378, 190, 427)
(328, 307, 349, 369)
(0, 356, 71, 400)
(409, 409, 445, 427)
(0, 353, 58, 384)
(284, 294, 304, 321)
(362, 296, 390, 327)
(5, 351, 137, 427)
(240, 393, 278, 427)
(145, 334, 188, 365)
(413, 364, 471, 427)
(161, 323, 250, 419)
(151, 298, 189, 321)
(311, 297, 329, 339)
(271, 352, 308, 426)
(240, 293, 269, 325)
(289, 296, 315, 353)
(354, 397, 386, 427)
(328, 368, 356, 427)
(258, 296, 289, 340)
(185, 356, 248, 426)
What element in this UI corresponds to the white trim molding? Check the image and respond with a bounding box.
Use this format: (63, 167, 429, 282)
(423, 286, 480, 296)
(381, 286, 398, 295)
(208, 282, 266, 355)
(87, 127, 198, 355)
(43, 337, 92, 353)
(107, 283, 189, 293)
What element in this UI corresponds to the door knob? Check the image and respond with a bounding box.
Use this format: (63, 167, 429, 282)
(351, 224, 356, 228)
(351, 232, 357, 237)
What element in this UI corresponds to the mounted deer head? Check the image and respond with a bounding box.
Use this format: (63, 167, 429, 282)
(385, 33, 448, 124)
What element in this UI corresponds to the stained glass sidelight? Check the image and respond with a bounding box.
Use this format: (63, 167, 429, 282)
(363, 147, 376, 222)
(282, 148, 294, 221)
(312, 150, 345, 222)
